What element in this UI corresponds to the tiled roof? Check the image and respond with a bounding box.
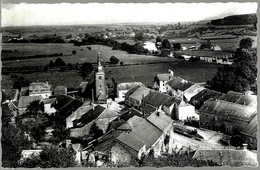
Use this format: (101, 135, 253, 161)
(129, 86, 153, 102)
(183, 84, 205, 102)
(167, 77, 194, 91)
(199, 99, 257, 121)
(192, 149, 257, 166)
(219, 91, 244, 103)
(78, 105, 106, 125)
(120, 108, 143, 121)
(157, 73, 172, 81)
(116, 116, 163, 152)
(142, 91, 176, 108)
(29, 82, 52, 90)
(42, 98, 56, 105)
(18, 96, 43, 108)
(124, 86, 141, 98)
(147, 111, 172, 131)
(98, 109, 119, 119)
(235, 94, 257, 107)
(67, 104, 93, 122)
(117, 82, 144, 91)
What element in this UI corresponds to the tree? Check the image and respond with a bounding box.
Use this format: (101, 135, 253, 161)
(19, 146, 76, 168)
(80, 62, 94, 79)
(55, 58, 66, 67)
(13, 76, 31, 90)
(72, 50, 77, 55)
(49, 60, 55, 68)
(110, 56, 120, 64)
(162, 39, 172, 49)
(207, 38, 257, 93)
(134, 32, 144, 41)
(1, 104, 32, 168)
(172, 42, 181, 50)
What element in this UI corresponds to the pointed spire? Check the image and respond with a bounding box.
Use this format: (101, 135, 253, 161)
(97, 51, 101, 66)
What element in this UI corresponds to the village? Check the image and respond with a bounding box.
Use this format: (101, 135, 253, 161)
(2, 46, 257, 167)
(1, 2, 258, 168)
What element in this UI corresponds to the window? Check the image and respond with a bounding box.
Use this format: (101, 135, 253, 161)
(99, 76, 102, 80)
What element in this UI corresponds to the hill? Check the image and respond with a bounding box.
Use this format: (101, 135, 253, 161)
(211, 14, 257, 25)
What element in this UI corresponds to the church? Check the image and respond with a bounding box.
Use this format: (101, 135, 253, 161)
(95, 51, 107, 103)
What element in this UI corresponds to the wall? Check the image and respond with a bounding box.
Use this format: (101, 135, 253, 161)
(178, 104, 196, 120)
(111, 142, 135, 164)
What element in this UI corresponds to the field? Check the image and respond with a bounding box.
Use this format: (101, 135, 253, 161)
(2, 43, 177, 68)
(1, 61, 219, 90)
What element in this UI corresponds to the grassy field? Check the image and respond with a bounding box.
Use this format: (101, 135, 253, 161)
(2, 43, 177, 67)
(2, 61, 219, 90)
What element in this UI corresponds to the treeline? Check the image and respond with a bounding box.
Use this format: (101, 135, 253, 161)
(74, 37, 150, 55)
(211, 14, 257, 25)
(2, 53, 64, 61)
(6, 36, 66, 43)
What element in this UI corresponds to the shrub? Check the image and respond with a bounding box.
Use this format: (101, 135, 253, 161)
(110, 56, 120, 64)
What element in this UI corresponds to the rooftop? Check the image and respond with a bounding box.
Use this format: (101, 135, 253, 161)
(156, 73, 172, 81)
(147, 111, 173, 131)
(219, 91, 244, 103)
(116, 116, 163, 152)
(117, 82, 144, 91)
(18, 96, 43, 108)
(183, 84, 205, 102)
(142, 91, 175, 108)
(29, 82, 52, 90)
(129, 86, 153, 102)
(167, 77, 194, 91)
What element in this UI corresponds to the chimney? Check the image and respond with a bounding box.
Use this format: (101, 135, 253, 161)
(46, 81, 48, 85)
(242, 143, 248, 150)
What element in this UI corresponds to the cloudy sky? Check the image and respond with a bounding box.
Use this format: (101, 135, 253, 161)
(1, 2, 258, 26)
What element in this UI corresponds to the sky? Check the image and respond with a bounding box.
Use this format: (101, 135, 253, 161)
(1, 2, 258, 27)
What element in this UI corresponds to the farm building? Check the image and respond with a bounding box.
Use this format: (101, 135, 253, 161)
(116, 82, 144, 101)
(199, 98, 257, 149)
(29, 82, 53, 99)
(183, 84, 205, 102)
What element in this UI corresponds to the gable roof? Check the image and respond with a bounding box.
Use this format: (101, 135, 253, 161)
(117, 82, 144, 91)
(156, 73, 172, 81)
(42, 98, 56, 105)
(98, 109, 119, 119)
(147, 111, 173, 131)
(183, 84, 205, 102)
(116, 116, 163, 152)
(18, 96, 43, 108)
(124, 85, 141, 98)
(199, 99, 257, 122)
(192, 149, 257, 166)
(120, 108, 143, 121)
(142, 91, 175, 108)
(235, 94, 257, 108)
(67, 104, 93, 122)
(77, 105, 106, 125)
(167, 77, 195, 91)
(29, 82, 52, 90)
(129, 86, 153, 102)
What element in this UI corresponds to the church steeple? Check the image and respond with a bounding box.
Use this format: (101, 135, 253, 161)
(95, 51, 107, 103)
(97, 51, 104, 72)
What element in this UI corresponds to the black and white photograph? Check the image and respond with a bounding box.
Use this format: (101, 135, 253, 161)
(1, 0, 258, 168)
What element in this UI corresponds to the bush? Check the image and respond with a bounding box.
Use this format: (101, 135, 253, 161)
(110, 56, 120, 64)
(120, 61, 124, 66)
(54, 58, 66, 67)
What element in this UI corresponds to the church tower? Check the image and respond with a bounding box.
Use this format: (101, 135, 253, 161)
(95, 51, 107, 103)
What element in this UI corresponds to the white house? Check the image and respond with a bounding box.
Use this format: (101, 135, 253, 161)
(29, 82, 53, 99)
(116, 82, 144, 101)
(154, 70, 174, 93)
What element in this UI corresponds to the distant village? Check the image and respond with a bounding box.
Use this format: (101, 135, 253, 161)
(2, 49, 257, 167)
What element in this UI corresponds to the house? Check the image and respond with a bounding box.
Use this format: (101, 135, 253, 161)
(17, 96, 43, 116)
(199, 98, 257, 149)
(54, 86, 68, 95)
(189, 89, 222, 109)
(42, 98, 57, 116)
(86, 115, 173, 165)
(212, 45, 222, 51)
(176, 102, 198, 121)
(29, 82, 53, 99)
(153, 70, 174, 93)
(2, 89, 19, 102)
(183, 84, 205, 102)
(125, 86, 153, 109)
(70, 105, 118, 138)
(219, 91, 245, 103)
(166, 77, 194, 99)
(192, 147, 257, 166)
(116, 82, 144, 101)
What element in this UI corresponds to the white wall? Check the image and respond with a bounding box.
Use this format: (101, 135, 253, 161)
(178, 104, 196, 120)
